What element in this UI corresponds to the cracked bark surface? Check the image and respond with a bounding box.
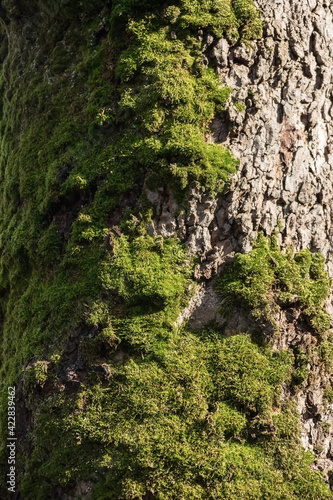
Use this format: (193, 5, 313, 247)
(212, 1, 333, 478)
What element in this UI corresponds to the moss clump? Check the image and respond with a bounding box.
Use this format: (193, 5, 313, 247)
(214, 233, 331, 334)
(23, 361, 49, 392)
(319, 336, 333, 374)
(234, 100, 246, 112)
(102, 235, 192, 306)
(292, 348, 310, 387)
(20, 331, 332, 500)
(324, 387, 333, 405)
(174, 0, 263, 40)
(108, 0, 259, 195)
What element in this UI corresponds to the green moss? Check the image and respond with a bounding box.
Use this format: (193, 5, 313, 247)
(102, 234, 193, 306)
(234, 100, 246, 112)
(322, 422, 331, 433)
(292, 349, 310, 387)
(23, 361, 49, 393)
(319, 337, 333, 374)
(20, 331, 332, 499)
(214, 233, 331, 335)
(0, 1, 331, 500)
(177, 0, 263, 40)
(107, 0, 263, 195)
(324, 387, 333, 404)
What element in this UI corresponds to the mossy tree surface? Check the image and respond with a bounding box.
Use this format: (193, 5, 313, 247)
(0, 0, 332, 499)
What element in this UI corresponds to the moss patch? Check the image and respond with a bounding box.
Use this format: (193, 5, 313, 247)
(20, 331, 333, 500)
(214, 233, 331, 335)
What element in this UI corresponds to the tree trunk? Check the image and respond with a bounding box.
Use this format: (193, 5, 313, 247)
(1, 0, 333, 498)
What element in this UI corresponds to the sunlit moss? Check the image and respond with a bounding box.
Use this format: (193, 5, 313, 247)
(214, 233, 331, 334)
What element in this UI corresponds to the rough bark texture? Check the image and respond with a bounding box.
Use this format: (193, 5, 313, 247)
(148, 0, 333, 481)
